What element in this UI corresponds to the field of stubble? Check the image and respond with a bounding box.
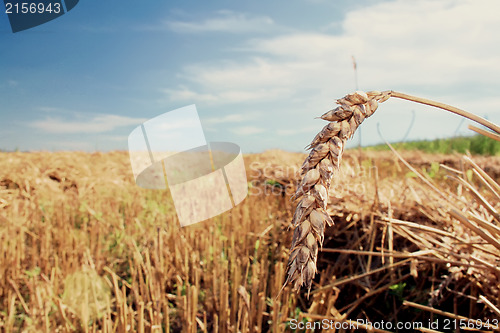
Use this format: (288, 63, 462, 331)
(1, 150, 499, 332)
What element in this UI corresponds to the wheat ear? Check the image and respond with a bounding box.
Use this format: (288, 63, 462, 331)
(284, 90, 390, 295)
(284, 90, 500, 295)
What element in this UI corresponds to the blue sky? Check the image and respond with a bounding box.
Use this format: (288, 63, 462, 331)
(1, 0, 500, 152)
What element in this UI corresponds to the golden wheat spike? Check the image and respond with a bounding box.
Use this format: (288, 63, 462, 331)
(284, 91, 388, 294)
(284, 89, 500, 295)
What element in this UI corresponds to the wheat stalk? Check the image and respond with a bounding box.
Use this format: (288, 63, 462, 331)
(284, 90, 500, 295)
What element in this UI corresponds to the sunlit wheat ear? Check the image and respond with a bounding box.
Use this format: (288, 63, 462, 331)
(284, 90, 391, 296)
(283, 89, 500, 296)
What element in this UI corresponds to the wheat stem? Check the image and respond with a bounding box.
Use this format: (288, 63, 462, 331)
(388, 91, 500, 134)
(468, 125, 500, 142)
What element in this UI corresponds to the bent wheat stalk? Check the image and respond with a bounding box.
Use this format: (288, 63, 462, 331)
(284, 90, 500, 295)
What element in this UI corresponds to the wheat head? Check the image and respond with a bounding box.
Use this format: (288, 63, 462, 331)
(284, 89, 500, 296)
(284, 90, 391, 295)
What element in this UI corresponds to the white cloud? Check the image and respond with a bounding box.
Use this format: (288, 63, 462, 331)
(45, 140, 94, 151)
(204, 113, 258, 124)
(167, 0, 500, 104)
(166, 10, 276, 34)
(39, 106, 62, 113)
(30, 114, 147, 134)
(164, 82, 289, 104)
(181, 58, 296, 88)
(276, 125, 320, 136)
(229, 126, 265, 135)
(162, 87, 218, 103)
(162, 0, 500, 149)
(97, 135, 129, 142)
(338, 0, 500, 88)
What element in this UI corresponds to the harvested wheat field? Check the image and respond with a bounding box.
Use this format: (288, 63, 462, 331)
(0, 146, 499, 332)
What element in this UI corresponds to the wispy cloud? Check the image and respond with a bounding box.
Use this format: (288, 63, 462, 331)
(204, 113, 258, 124)
(162, 87, 218, 103)
(38, 106, 66, 113)
(0, 80, 19, 88)
(166, 10, 276, 34)
(164, 84, 288, 105)
(164, 0, 500, 126)
(229, 126, 265, 135)
(97, 135, 129, 142)
(30, 114, 147, 134)
(276, 125, 320, 136)
(45, 140, 94, 151)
